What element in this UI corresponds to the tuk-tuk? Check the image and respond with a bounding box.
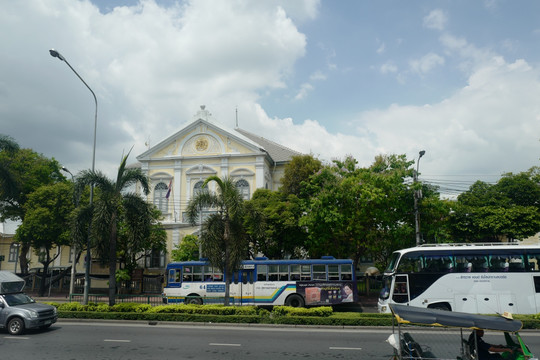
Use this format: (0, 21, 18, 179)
(387, 304, 536, 360)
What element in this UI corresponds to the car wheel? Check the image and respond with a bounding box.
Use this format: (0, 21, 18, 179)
(285, 294, 305, 308)
(8, 317, 25, 335)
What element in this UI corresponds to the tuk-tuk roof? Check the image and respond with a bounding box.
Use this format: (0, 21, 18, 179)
(390, 304, 522, 332)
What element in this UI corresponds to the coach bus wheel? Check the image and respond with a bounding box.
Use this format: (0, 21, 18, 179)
(285, 294, 305, 308)
(185, 296, 203, 305)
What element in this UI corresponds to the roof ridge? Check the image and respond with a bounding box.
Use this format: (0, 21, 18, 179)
(235, 127, 301, 155)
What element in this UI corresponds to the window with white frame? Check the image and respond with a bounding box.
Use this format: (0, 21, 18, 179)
(8, 243, 19, 262)
(154, 182, 169, 214)
(236, 179, 250, 200)
(193, 180, 204, 197)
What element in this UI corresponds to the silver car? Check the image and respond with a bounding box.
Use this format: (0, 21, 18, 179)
(0, 271, 58, 335)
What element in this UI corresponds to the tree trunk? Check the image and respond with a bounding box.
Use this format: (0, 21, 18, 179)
(108, 213, 118, 306)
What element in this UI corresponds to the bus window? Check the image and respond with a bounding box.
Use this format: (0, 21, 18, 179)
(455, 255, 473, 273)
(392, 275, 409, 304)
(301, 265, 311, 281)
(385, 252, 401, 273)
(398, 253, 423, 273)
(340, 264, 352, 280)
(313, 264, 326, 280)
(204, 266, 214, 281)
(268, 265, 278, 281)
(290, 265, 300, 281)
(193, 265, 203, 281)
(257, 264, 268, 281)
(169, 269, 181, 284)
(279, 265, 289, 281)
(489, 256, 509, 272)
(471, 256, 489, 272)
(213, 270, 223, 282)
(527, 253, 540, 271)
(328, 265, 339, 280)
(183, 266, 193, 281)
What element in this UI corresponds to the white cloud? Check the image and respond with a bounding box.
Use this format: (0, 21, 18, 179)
(409, 53, 445, 75)
(380, 62, 398, 74)
(423, 9, 447, 31)
(294, 83, 314, 101)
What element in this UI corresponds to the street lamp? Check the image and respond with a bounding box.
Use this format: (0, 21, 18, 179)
(61, 167, 78, 298)
(50, 49, 97, 305)
(414, 150, 426, 246)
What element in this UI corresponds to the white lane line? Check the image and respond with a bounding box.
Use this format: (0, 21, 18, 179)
(104, 339, 131, 343)
(329, 346, 362, 351)
(4, 336, 30, 340)
(209, 343, 241, 347)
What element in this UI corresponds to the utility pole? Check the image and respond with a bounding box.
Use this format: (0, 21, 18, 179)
(414, 150, 426, 246)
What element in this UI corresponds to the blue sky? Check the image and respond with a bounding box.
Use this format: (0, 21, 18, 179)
(1, 0, 539, 197)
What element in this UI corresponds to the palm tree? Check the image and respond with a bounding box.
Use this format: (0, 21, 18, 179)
(186, 176, 248, 305)
(75, 151, 149, 306)
(0, 134, 20, 199)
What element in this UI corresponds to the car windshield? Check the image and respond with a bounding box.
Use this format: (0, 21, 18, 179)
(3, 293, 35, 306)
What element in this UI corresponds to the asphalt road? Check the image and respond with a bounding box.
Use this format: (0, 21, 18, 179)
(1, 320, 539, 360)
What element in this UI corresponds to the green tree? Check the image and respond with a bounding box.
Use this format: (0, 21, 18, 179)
(14, 182, 74, 295)
(117, 204, 167, 274)
(0, 134, 20, 200)
(75, 152, 150, 306)
(300, 155, 417, 270)
(0, 147, 64, 273)
(244, 189, 307, 259)
(450, 168, 540, 242)
(186, 176, 249, 306)
(280, 154, 322, 197)
(171, 234, 200, 262)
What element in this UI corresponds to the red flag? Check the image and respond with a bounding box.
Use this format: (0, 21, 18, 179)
(165, 179, 172, 199)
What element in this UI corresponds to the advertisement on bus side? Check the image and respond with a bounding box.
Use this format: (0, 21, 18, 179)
(296, 282, 356, 305)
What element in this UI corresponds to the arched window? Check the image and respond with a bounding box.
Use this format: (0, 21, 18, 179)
(193, 180, 204, 197)
(154, 182, 169, 214)
(236, 179, 250, 200)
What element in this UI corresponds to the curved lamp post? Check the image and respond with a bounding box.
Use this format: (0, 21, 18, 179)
(50, 49, 97, 305)
(414, 150, 426, 246)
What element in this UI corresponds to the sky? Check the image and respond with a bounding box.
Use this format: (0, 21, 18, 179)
(1, 0, 539, 198)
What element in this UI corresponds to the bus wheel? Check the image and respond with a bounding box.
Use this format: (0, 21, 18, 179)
(428, 303, 451, 311)
(185, 296, 203, 305)
(285, 294, 305, 308)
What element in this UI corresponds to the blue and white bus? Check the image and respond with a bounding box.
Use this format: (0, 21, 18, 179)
(378, 243, 540, 314)
(163, 257, 356, 307)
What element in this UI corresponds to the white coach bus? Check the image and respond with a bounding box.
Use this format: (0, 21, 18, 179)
(378, 243, 540, 314)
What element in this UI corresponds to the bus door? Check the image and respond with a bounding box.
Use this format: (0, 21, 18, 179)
(230, 266, 255, 305)
(392, 274, 410, 304)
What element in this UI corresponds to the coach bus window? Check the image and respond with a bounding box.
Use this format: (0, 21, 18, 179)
(328, 265, 339, 280)
(455, 255, 473, 272)
(398, 253, 422, 273)
(279, 265, 289, 281)
(313, 264, 327, 280)
(527, 253, 540, 271)
(340, 264, 352, 280)
(290, 265, 300, 281)
(471, 256, 489, 272)
(301, 265, 311, 281)
(257, 264, 268, 281)
(508, 256, 525, 272)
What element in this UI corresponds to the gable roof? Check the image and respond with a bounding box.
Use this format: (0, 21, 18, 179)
(235, 127, 302, 163)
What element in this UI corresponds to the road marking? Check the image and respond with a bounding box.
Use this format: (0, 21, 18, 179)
(329, 346, 362, 351)
(104, 339, 131, 343)
(4, 336, 29, 340)
(209, 343, 241, 347)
